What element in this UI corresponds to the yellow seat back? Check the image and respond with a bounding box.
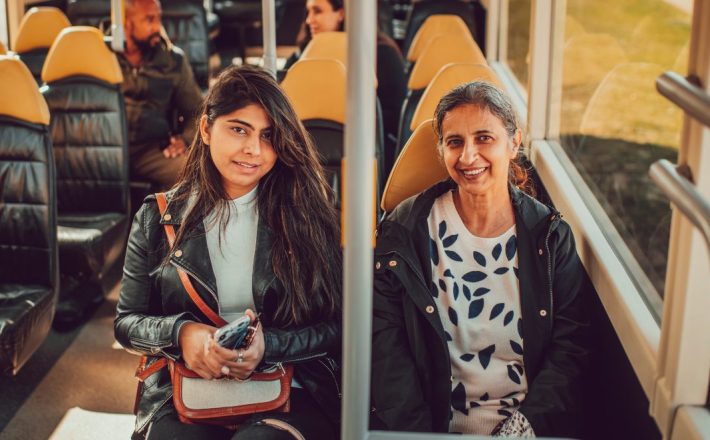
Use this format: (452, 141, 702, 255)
(0, 56, 50, 124)
(408, 33, 485, 91)
(410, 63, 502, 131)
(281, 59, 346, 124)
(41, 26, 123, 84)
(301, 31, 347, 66)
(382, 119, 447, 212)
(14, 7, 71, 54)
(407, 15, 473, 63)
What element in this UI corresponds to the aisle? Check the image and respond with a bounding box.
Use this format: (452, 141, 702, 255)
(1, 285, 138, 440)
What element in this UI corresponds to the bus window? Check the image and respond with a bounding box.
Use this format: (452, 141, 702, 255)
(555, 0, 692, 305)
(505, 0, 531, 91)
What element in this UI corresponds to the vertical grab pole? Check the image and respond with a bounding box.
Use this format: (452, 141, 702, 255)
(261, 0, 277, 77)
(110, 0, 125, 53)
(342, 0, 376, 439)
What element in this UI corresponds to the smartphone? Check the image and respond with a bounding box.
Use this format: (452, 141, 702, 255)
(214, 315, 252, 350)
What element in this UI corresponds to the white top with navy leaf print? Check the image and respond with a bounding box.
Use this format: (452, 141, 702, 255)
(427, 191, 527, 435)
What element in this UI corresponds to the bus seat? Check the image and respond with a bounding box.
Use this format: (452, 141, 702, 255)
(0, 56, 58, 375)
(161, 0, 212, 88)
(580, 62, 682, 148)
(40, 27, 129, 326)
(13, 7, 71, 84)
(562, 33, 628, 88)
(300, 31, 347, 66)
(396, 34, 485, 161)
(382, 119, 447, 213)
(406, 14, 473, 70)
(401, 0, 485, 59)
(281, 58, 385, 209)
(66, 0, 110, 28)
(410, 63, 502, 133)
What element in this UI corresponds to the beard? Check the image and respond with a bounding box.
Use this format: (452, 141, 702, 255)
(132, 33, 160, 55)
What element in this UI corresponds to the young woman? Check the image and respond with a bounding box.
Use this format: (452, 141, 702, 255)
(284, 0, 407, 159)
(115, 65, 342, 440)
(370, 81, 590, 437)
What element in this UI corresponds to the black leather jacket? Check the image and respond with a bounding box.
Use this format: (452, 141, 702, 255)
(370, 180, 591, 437)
(115, 190, 341, 438)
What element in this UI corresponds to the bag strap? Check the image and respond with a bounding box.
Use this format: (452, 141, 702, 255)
(156, 192, 227, 327)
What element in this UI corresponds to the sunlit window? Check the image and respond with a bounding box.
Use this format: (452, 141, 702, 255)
(506, 0, 531, 90)
(556, 0, 692, 302)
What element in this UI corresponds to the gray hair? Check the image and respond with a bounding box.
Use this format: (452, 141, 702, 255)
(433, 81, 519, 143)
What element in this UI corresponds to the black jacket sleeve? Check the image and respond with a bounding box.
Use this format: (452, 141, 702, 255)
(370, 267, 432, 431)
(262, 318, 340, 364)
(518, 222, 591, 437)
(114, 203, 197, 360)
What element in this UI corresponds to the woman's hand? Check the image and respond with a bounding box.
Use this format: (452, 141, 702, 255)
(179, 321, 231, 380)
(222, 309, 266, 380)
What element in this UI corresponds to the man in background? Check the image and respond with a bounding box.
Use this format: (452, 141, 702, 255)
(119, 0, 203, 189)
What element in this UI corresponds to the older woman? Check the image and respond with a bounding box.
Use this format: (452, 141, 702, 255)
(371, 81, 590, 437)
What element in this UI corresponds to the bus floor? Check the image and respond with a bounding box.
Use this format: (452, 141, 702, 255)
(0, 283, 138, 440)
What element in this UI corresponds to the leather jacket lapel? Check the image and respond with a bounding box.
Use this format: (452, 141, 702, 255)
(252, 220, 276, 313)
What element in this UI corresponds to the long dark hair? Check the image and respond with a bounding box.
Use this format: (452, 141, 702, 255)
(433, 81, 534, 196)
(171, 65, 342, 326)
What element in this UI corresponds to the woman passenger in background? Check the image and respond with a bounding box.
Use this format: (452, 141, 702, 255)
(284, 0, 407, 156)
(115, 65, 342, 440)
(370, 81, 590, 437)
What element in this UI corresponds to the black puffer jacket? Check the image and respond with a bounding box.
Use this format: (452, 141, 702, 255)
(370, 180, 591, 437)
(115, 190, 341, 438)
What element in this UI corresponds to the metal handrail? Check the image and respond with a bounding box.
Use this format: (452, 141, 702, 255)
(341, 1, 376, 440)
(110, 0, 125, 52)
(261, 0, 277, 77)
(649, 159, 710, 252)
(656, 71, 710, 129)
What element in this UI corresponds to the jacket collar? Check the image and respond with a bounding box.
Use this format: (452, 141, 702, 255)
(158, 188, 276, 312)
(383, 178, 559, 238)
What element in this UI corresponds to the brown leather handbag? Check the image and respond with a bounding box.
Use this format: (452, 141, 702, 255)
(134, 192, 293, 426)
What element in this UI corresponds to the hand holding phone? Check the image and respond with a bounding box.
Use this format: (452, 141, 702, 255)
(214, 314, 259, 350)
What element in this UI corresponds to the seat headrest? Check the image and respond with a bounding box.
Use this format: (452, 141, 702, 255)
(0, 56, 50, 124)
(14, 7, 71, 53)
(408, 33, 485, 90)
(42, 26, 123, 84)
(281, 59, 346, 124)
(407, 15, 472, 62)
(411, 63, 503, 130)
(301, 31, 347, 66)
(382, 119, 447, 212)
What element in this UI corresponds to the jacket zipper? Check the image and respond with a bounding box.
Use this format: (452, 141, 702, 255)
(278, 351, 327, 364)
(130, 338, 172, 355)
(317, 358, 341, 397)
(170, 260, 221, 316)
(544, 214, 561, 324)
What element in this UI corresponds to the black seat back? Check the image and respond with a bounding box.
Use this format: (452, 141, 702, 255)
(65, 0, 109, 27)
(40, 26, 128, 216)
(402, 0, 485, 57)
(0, 56, 58, 374)
(162, 0, 210, 88)
(0, 57, 57, 288)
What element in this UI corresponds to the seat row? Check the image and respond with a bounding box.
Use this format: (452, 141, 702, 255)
(11, 1, 214, 88)
(0, 27, 130, 374)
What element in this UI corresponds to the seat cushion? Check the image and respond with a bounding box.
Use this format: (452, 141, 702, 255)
(0, 283, 55, 374)
(57, 212, 127, 278)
